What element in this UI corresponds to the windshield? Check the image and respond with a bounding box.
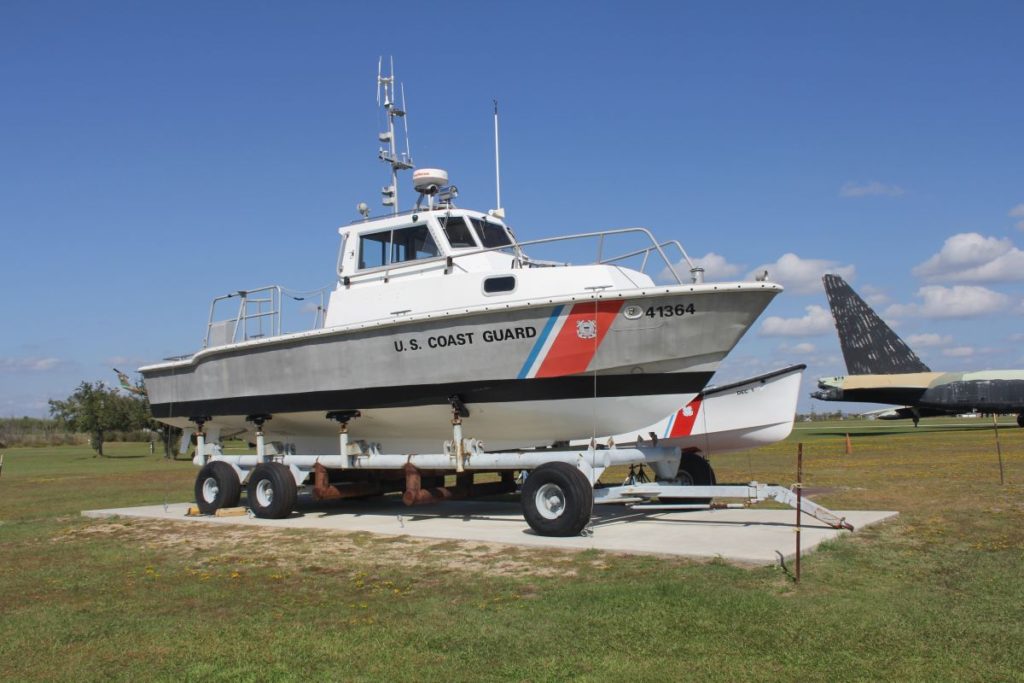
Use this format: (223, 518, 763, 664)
(439, 215, 478, 249)
(469, 217, 513, 249)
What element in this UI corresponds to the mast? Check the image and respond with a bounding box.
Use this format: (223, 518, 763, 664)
(377, 57, 414, 214)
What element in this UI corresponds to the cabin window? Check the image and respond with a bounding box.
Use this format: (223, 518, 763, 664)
(359, 231, 390, 269)
(358, 225, 439, 270)
(440, 215, 478, 248)
(483, 275, 516, 294)
(391, 225, 439, 263)
(469, 217, 513, 249)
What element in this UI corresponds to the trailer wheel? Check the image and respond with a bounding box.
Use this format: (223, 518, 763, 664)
(246, 463, 298, 519)
(194, 461, 241, 514)
(659, 452, 716, 504)
(521, 462, 593, 537)
(677, 452, 716, 486)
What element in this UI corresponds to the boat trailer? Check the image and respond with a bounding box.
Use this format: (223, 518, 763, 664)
(189, 413, 852, 537)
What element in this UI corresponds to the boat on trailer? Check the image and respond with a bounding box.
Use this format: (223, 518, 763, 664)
(138, 65, 848, 535)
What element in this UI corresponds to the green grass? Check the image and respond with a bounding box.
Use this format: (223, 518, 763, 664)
(1, 422, 1022, 682)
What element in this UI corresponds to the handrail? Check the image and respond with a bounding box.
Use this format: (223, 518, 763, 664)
(342, 226, 695, 286)
(455, 227, 690, 285)
(204, 285, 329, 348)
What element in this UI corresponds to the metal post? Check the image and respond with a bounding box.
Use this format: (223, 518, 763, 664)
(339, 421, 350, 468)
(453, 412, 465, 473)
(992, 414, 1005, 485)
(246, 415, 271, 463)
(796, 442, 803, 583)
(256, 428, 266, 460)
(196, 426, 207, 465)
(326, 411, 360, 469)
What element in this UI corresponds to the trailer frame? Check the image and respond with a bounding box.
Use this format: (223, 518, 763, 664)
(189, 417, 852, 537)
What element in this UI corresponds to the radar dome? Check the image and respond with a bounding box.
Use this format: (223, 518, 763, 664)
(413, 168, 449, 194)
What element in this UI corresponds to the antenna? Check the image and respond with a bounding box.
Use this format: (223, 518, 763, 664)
(491, 99, 505, 219)
(376, 57, 414, 214)
(401, 83, 412, 164)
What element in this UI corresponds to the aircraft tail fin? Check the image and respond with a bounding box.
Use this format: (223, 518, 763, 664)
(822, 274, 931, 375)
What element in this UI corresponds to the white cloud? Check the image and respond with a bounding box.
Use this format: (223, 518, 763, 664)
(839, 180, 905, 198)
(942, 346, 975, 358)
(884, 285, 1011, 319)
(906, 333, 952, 348)
(791, 342, 817, 353)
(1010, 203, 1024, 230)
(913, 232, 1024, 283)
(860, 284, 890, 307)
(663, 252, 743, 283)
(0, 356, 62, 372)
(692, 252, 742, 279)
(760, 305, 834, 337)
(747, 253, 855, 294)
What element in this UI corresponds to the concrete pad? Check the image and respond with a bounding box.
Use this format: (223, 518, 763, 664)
(83, 498, 898, 566)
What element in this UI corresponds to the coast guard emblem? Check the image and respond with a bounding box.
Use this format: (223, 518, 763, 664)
(576, 320, 598, 339)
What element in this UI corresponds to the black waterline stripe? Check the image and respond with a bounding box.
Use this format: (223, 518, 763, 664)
(150, 373, 714, 419)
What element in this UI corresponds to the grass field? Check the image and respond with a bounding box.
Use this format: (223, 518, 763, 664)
(1, 419, 1022, 681)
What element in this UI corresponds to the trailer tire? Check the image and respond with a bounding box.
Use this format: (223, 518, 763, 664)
(660, 451, 716, 504)
(677, 452, 716, 486)
(194, 461, 241, 514)
(521, 462, 593, 537)
(246, 463, 298, 519)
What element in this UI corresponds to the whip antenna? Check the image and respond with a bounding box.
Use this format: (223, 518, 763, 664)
(491, 99, 505, 219)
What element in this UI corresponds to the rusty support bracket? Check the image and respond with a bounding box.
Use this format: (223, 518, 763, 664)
(402, 464, 517, 506)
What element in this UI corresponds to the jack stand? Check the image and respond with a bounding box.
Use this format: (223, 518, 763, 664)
(452, 410, 465, 473)
(246, 414, 272, 462)
(189, 416, 211, 464)
(449, 396, 470, 473)
(327, 410, 361, 468)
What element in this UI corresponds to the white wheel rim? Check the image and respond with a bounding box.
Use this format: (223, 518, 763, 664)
(535, 483, 566, 520)
(201, 477, 219, 503)
(255, 479, 274, 508)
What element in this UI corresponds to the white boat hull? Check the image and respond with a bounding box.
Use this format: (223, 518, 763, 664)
(604, 365, 805, 455)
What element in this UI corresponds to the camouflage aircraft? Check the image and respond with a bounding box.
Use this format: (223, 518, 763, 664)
(811, 274, 1024, 427)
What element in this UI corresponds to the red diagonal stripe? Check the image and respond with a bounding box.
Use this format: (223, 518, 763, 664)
(669, 396, 703, 437)
(536, 301, 623, 378)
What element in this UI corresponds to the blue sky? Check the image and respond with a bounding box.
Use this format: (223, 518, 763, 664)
(2, 1, 1023, 417)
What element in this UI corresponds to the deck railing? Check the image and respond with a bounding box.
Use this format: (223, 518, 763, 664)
(203, 286, 329, 348)
(350, 226, 700, 287)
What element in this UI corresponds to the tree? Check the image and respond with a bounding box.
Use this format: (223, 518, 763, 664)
(48, 381, 146, 456)
(114, 371, 183, 458)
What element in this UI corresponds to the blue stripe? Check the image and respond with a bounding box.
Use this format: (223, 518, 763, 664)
(518, 305, 565, 379)
(663, 411, 677, 439)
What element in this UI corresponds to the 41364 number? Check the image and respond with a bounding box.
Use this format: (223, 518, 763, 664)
(646, 304, 696, 318)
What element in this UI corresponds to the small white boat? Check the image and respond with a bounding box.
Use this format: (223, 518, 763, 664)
(601, 364, 805, 455)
